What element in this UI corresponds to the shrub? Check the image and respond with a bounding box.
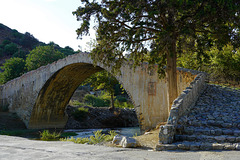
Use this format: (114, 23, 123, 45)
(39, 130, 61, 141)
(26, 45, 64, 71)
(0, 57, 26, 84)
(83, 94, 110, 107)
(4, 43, 18, 56)
(114, 100, 134, 109)
(60, 130, 118, 144)
(209, 45, 240, 81)
(115, 95, 127, 102)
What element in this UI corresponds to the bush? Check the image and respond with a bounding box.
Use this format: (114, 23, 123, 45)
(26, 45, 64, 71)
(115, 95, 127, 102)
(0, 57, 26, 84)
(60, 130, 117, 144)
(114, 100, 134, 109)
(83, 94, 110, 107)
(4, 43, 18, 56)
(72, 107, 89, 121)
(209, 45, 240, 81)
(69, 100, 87, 106)
(178, 44, 240, 82)
(40, 130, 61, 141)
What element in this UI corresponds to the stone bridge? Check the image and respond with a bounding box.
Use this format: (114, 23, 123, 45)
(0, 52, 198, 131)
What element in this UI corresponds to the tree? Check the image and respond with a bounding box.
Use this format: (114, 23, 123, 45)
(26, 45, 64, 71)
(83, 70, 120, 109)
(4, 43, 18, 56)
(73, 0, 240, 110)
(0, 57, 26, 84)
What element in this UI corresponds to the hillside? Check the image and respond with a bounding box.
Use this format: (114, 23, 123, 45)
(0, 23, 77, 67)
(0, 23, 42, 64)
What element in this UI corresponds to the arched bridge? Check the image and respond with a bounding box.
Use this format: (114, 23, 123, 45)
(0, 52, 197, 131)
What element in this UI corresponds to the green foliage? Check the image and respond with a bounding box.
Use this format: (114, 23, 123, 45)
(72, 107, 89, 121)
(69, 100, 89, 107)
(60, 130, 117, 144)
(59, 46, 76, 56)
(0, 48, 3, 57)
(83, 94, 110, 107)
(39, 130, 61, 141)
(178, 44, 240, 82)
(0, 57, 26, 84)
(103, 130, 118, 142)
(12, 50, 28, 59)
(20, 32, 39, 49)
(114, 100, 134, 109)
(26, 45, 64, 71)
(115, 95, 127, 103)
(83, 70, 124, 109)
(73, 0, 240, 75)
(84, 70, 120, 95)
(209, 45, 240, 81)
(88, 130, 106, 144)
(60, 136, 90, 144)
(4, 43, 18, 56)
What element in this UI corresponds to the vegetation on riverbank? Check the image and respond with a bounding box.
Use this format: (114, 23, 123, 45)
(60, 130, 118, 145)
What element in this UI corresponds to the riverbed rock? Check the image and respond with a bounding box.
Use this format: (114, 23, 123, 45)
(65, 106, 139, 129)
(120, 136, 138, 148)
(112, 135, 124, 145)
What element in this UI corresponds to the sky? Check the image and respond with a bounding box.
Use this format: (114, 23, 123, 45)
(0, 0, 96, 51)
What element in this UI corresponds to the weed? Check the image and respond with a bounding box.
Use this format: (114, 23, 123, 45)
(60, 130, 118, 145)
(39, 130, 61, 141)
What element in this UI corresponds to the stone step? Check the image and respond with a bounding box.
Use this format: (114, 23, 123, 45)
(179, 120, 240, 129)
(176, 125, 240, 136)
(175, 134, 240, 143)
(155, 141, 240, 151)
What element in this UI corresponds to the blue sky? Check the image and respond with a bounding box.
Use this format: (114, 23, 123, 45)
(0, 0, 95, 51)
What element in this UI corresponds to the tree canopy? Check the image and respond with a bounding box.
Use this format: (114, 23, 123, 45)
(0, 57, 26, 84)
(26, 45, 64, 71)
(73, 0, 240, 108)
(83, 70, 121, 109)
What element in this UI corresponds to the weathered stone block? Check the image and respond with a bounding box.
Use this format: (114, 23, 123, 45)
(120, 136, 138, 148)
(112, 135, 123, 145)
(212, 143, 224, 150)
(200, 143, 212, 150)
(159, 124, 175, 144)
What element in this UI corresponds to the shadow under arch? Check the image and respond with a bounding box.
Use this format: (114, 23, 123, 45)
(28, 62, 136, 129)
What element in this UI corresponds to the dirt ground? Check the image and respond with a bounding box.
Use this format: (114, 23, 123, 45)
(134, 129, 160, 149)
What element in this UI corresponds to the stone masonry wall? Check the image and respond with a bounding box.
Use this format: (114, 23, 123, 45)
(0, 52, 204, 132)
(159, 70, 207, 144)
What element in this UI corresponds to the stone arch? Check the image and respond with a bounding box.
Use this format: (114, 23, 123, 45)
(28, 62, 137, 129)
(2, 52, 194, 132)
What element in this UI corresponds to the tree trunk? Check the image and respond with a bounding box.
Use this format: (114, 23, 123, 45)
(166, 40, 178, 113)
(110, 93, 115, 110)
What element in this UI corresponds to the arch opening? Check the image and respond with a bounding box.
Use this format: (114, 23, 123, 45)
(28, 62, 139, 130)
